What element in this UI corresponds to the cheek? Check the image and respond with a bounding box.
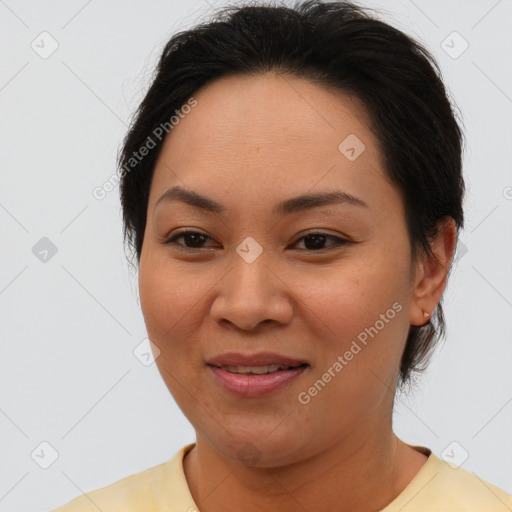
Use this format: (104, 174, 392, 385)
(296, 259, 409, 392)
(297, 257, 404, 338)
(138, 257, 208, 409)
(138, 257, 206, 359)
(296, 281, 406, 437)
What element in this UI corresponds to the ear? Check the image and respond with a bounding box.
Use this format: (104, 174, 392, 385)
(409, 217, 458, 326)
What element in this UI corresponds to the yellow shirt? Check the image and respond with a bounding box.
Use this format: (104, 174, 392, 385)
(50, 444, 512, 511)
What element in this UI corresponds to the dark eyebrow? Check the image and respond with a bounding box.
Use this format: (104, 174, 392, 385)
(155, 185, 369, 215)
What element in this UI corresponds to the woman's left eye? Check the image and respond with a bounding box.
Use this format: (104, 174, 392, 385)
(163, 231, 350, 251)
(293, 233, 350, 251)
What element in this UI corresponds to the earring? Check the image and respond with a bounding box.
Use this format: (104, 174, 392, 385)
(422, 311, 431, 325)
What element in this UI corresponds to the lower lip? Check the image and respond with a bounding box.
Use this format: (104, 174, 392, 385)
(207, 364, 308, 397)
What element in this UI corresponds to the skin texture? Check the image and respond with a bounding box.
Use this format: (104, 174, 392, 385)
(138, 72, 457, 512)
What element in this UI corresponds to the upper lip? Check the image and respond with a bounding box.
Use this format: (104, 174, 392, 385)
(206, 352, 308, 368)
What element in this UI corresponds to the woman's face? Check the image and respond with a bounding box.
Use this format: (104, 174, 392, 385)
(139, 72, 425, 467)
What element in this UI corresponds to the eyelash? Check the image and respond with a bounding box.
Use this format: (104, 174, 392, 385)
(162, 230, 351, 252)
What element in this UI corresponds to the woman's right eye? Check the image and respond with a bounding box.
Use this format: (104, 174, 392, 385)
(163, 231, 218, 249)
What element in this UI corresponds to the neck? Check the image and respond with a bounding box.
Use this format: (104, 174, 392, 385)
(182, 420, 427, 512)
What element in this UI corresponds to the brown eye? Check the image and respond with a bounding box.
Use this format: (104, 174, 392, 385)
(164, 231, 218, 249)
(293, 233, 351, 251)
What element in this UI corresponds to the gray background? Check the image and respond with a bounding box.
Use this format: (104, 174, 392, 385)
(1, 0, 511, 510)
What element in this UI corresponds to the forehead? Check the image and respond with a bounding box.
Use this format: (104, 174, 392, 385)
(149, 72, 395, 215)
(162, 72, 379, 157)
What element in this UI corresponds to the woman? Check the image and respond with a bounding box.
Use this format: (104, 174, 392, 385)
(51, 1, 512, 510)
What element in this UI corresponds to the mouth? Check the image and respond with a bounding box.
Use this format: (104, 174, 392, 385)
(206, 353, 310, 397)
(211, 363, 308, 375)
(206, 351, 309, 369)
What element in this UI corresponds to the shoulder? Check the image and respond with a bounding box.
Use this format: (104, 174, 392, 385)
(49, 445, 194, 512)
(431, 456, 512, 510)
(49, 462, 165, 512)
(385, 451, 512, 512)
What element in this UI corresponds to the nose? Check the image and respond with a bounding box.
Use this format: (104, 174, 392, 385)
(209, 252, 294, 331)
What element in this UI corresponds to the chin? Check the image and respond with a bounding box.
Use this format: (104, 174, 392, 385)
(207, 425, 311, 468)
